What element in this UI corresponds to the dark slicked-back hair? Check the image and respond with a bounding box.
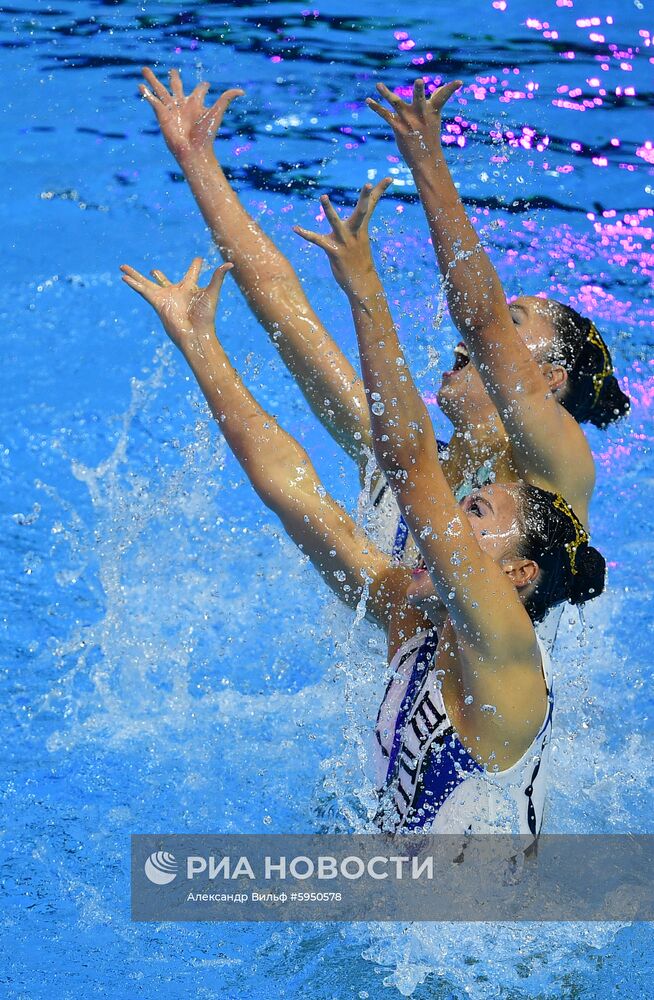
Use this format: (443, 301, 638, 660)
(546, 302, 630, 429)
(515, 483, 606, 623)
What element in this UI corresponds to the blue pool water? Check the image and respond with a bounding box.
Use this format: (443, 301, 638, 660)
(2, 1, 653, 996)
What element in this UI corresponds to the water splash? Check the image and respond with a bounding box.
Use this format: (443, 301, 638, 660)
(42, 352, 339, 757)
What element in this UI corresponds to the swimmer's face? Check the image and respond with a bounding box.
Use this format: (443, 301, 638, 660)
(509, 295, 558, 359)
(406, 484, 523, 613)
(436, 296, 562, 426)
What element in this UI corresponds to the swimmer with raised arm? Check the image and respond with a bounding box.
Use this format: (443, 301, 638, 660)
(119, 253, 428, 664)
(366, 79, 630, 528)
(138, 66, 425, 564)
(137, 68, 627, 577)
(130, 71, 450, 564)
(138, 67, 372, 470)
(295, 181, 606, 833)
(122, 188, 605, 834)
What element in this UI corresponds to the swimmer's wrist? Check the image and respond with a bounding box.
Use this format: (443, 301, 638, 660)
(176, 324, 216, 354)
(406, 142, 446, 173)
(343, 271, 383, 303)
(177, 146, 218, 176)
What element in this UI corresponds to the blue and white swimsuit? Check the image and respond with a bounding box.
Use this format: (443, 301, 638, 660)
(373, 629, 553, 836)
(366, 471, 416, 564)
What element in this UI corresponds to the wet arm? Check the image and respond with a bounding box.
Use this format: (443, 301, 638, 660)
(368, 81, 593, 508)
(140, 67, 372, 467)
(348, 266, 542, 704)
(120, 258, 397, 623)
(187, 331, 407, 619)
(185, 157, 373, 464)
(294, 195, 546, 756)
(295, 187, 536, 657)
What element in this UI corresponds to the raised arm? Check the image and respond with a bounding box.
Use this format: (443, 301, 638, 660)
(137, 67, 372, 468)
(367, 80, 594, 518)
(119, 256, 409, 628)
(294, 185, 538, 665)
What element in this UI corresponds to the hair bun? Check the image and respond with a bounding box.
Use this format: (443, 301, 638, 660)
(589, 374, 631, 429)
(569, 544, 607, 604)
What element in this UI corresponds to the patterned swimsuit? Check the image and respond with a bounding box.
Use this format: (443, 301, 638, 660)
(374, 630, 554, 836)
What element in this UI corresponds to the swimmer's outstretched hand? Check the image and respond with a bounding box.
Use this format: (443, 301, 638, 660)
(120, 259, 233, 352)
(366, 78, 462, 163)
(139, 66, 244, 164)
(293, 178, 391, 296)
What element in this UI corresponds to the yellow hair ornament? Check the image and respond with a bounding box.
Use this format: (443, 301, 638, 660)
(552, 494, 589, 576)
(586, 322, 613, 404)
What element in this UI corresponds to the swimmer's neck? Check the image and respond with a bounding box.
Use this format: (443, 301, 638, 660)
(443, 419, 514, 484)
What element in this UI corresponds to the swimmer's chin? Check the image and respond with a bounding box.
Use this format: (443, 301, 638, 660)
(437, 381, 481, 422)
(406, 576, 442, 619)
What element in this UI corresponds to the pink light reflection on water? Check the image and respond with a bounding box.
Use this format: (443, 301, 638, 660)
(371, 5, 653, 476)
(619, 370, 654, 415)
(594, 369, 654, 473)
(376, 14, 649, 195)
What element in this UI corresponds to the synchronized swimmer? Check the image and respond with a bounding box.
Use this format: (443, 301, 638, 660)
(121, 67, 628, 837)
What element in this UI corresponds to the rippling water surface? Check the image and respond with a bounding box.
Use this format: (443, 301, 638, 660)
(2, 1, 653, 997)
